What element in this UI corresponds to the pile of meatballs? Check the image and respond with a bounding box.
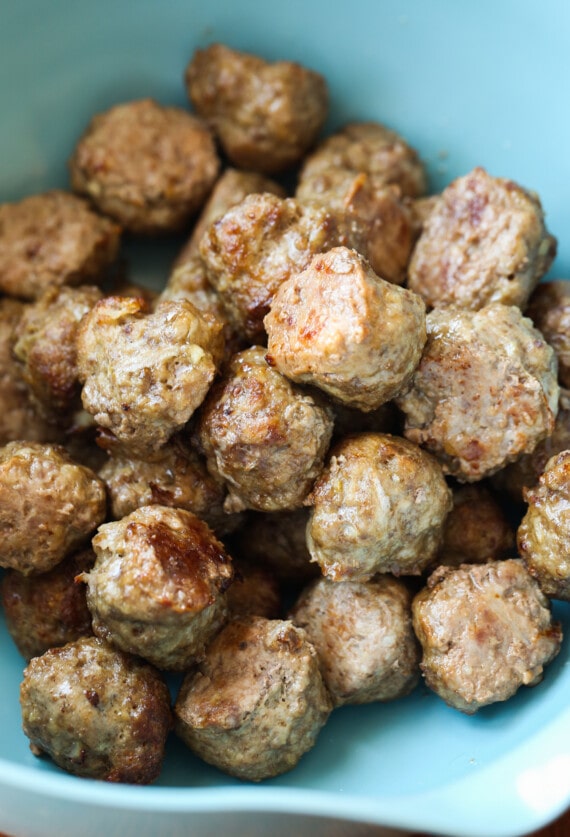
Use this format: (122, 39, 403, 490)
(1, 42, 568, 785)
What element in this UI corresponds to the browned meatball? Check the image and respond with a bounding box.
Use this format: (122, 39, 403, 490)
(526, 280, 570, 388)
(20, 636, 172, 783)
(231, 508, 318, 584)
(0, 441, 106, 575)
(0, 298, 60, 445)
(298, 121, 427, 199)
(517, 450, 570, 601)
(291, 575, 420, 707)
(265, 247, 426, 411)
(69, 98, 220, 234)
(436, 484, 515, 567)
(82, 505, 234, 670)
(174, 616, 332, 781)
(185, 44, 328, 174)
(199, 192, 343, 342)
(1, 548, 95, 661)
(0, 191, 120, 300)
(226, 560, 282, 620)
(396, 304, 559, 482)
(306, 433, 452, 580)
(13, 284, 102, 422)
(98, 434, 237, 536)
(196, 346, 334, 513)
(408, 168, 556, 311)
(176, 168, 286, 265)
(412, 559, 563, 714)
(77, 296, 223, 456)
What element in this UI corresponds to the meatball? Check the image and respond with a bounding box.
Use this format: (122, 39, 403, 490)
(298, 121, 427, 199)
(200, 192, 343, 343)
(306, 432, 452, 580)
(408, 167, 556, 311)
(77, 296, 223, 456)
(69, 98, 220, 233)
(0, 441, 106, 575)
(264, 246, 426, 411)
(396, 304, 559, 482)
(226, 560, 282, 620)
(291, 575, 420, 707)
(1, 548, 95, 661)
(13, 284, 102, 422)
(20, 636, 172, 783)
(526, 280, 570, 388)
(185, 44, 328, 174)
(174, 616, 332, 781)
(82, 505, 234, 671)
(98, 434, 237, 536)
(175, 168, 286, 265)
(0, 190, 120, 300)
(196, 346, 334, 513)
(412, 559, 563, 713)
(436, 484, 515, 567)
(517, 450, 570, 601)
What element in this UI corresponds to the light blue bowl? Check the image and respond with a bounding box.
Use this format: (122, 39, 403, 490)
(1, 2, 570, 836)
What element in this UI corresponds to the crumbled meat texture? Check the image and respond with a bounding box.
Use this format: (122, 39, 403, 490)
(291, 575, 420, 707)
(82, 505, 234, 670)
(526, 280, 570, 388)
(226, 560, 282, 620)
(396, 303, 560, 481)
(436, 484, 515, 567)
(306, 432, 452, 580)
(412, 559, 563, 713)
(0, 441, 107, 575)
(174, 616, 332, 781)
(0, 190, 121, 300)
(1, 548, 95, 661)
(175, 168, 286, 264)
(69, 98, 220, 233)
(185, 44, 328, 174)
(264, 246, 426, 411)
(196, 346, 334, 513)
(298, 121, 427, 199)
(13, 285, 103, 421)
(98, 434, 238, 536)
(408, 167, 556, 310)
(199, 192, 343, 343)
(20, 636, 172, 783)
(517, 450, 570, 600)
(76, 296, 223, 456)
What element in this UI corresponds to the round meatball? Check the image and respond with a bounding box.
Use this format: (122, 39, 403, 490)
(306, 432, 452, 580)
(0, 441, 106, 575)
(199, 192, 343, 343)
(98, 434, 237, 536)
(196, 346, 334, 513)
(408, 167, 556, 311)
(185, 44, 328, 174)
(69, 98, 220, 233)
(436, 484, 515, 567)
(13, 284, 102, 422)
(0, 190, 120, 300)
(175, 167, 286, 265)
(265, 246, 426, 411)
(174, 616, 332, 781)
(82, 505, 234, 670)
(517, 450, 570, 600)
(526, 280, 570, 388)
(396, 304, 560, 482)
(298, 121, 427, 199)
(20, 636, 172, 783)
(77, 296, 223, 456)
(412, 559, 563, 713)
(226, 560, 282, 620)
(291, 575, 420, 707)
(1, 548, 95, 661)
